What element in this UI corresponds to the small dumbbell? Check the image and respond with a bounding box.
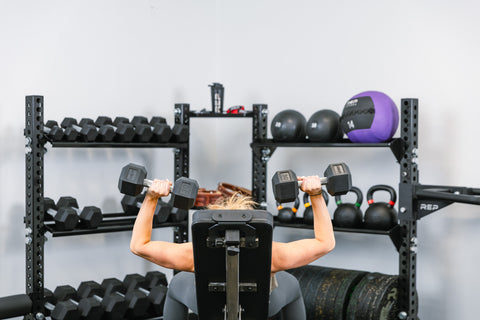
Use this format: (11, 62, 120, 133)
(121, 192, 172, 224)
(114, 117, 153, 142)
(131, 116, 172, 142)
(272, 163, 352, 203)
(77, 281, 128, 320)
(44, 288, 81, 320)
(53, 285, 103, 320)
(102, 278, 150, 319)
(118, 163, 198, 210)
(60, 118, 98, 142)
(43, 120, 65, 141)
(44, 197, 78, 231)
(170, 123, 188, 142)
(123, 273, 168, 316)
(79, 118, 115, 142)
(56, 196, 103, 229)
(95, 116, 135, 142)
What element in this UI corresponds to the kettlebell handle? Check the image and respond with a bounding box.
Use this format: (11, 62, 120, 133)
(366, 184, 397, 207)
(334, 186, 363, 207)
(303, 190, 329, 207)
(277, 198, 301, 213)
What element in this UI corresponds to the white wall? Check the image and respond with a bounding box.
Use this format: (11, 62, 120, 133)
(2, 1, 480, 319)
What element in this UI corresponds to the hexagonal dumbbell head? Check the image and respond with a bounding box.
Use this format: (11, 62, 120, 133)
(44, 120, 65, 141)
(57, 196, 102, 229)
(170, 124, 188, 142)
(323, 163, 352, 196)
(95, 116, 135, 142)
(77, 281, 128, 320)
(79, 118, 115, 142)
(145, 271, 168, 288)
(54, 285, 103, 320)
(44, 288, 80, 320)
(44, 197, 78, 231)
(61, 117, 98, 142)
(171, 177, 199, 209)
(118, 163, 148, 196)
(102, 278, 149, 319)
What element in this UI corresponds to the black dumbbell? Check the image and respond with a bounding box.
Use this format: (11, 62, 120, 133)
(95, 116, 135, 142)
(44, 197, 78, 231)
(43, 120, 65, 141)
(144, 271, 168, 288)
(53, 285, 103, 320)
(170, 124, 188, 142)
(168, 198, 188, 222)
(121, 192, 172, 224)
(44, 288, 81, 320)
(114, 117, 153, 142)
(122, 273, 168, 316)
(46, 120, 79, 141)
(60, 118, 98, 142)
(118, 163, 199, 210)
(77, 281, 128, 320)
(56, 196, 103, 229)
(78, 118, 115, 142)
(131, 116, 172, 142)
(272, 163, 352, 204)
(101, 278, 150, 319)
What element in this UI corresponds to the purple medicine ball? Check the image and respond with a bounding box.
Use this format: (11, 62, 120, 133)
(340, 91, 399, 143)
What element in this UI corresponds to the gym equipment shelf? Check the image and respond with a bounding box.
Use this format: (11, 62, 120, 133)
(188, 111, 254, 118)
(273, 217, 403, 251)
(48, 141, 188, 148)
(23, 97, 191, 320)
(44, 219, 188, 237)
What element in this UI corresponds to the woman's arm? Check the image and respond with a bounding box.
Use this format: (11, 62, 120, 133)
(271, 175, 335, 273)
(130, 179, 194, 272)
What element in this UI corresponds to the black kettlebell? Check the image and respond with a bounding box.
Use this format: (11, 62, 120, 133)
(333, 186, 363, 228)
(303, 189, 329, 225)
(364, 185, 398, 230)
(277, 197, 300, 223)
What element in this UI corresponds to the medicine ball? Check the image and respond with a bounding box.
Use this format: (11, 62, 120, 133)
(340, 91, 399, 143)
(306, 109, 343, 142)
(271, 109, 307, 142)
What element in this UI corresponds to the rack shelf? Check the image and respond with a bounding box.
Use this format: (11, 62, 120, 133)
(48, 141, 188, 148)
(188, 111, 254, 118)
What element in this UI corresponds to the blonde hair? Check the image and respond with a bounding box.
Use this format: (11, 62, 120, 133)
(207, 193, 257, 210)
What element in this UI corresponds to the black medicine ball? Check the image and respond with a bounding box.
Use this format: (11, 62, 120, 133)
(271, 109, 307, 142)
(306, 109, 343, 142)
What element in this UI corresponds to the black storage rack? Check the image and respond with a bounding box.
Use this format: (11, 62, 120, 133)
(23, 96, 480, 320)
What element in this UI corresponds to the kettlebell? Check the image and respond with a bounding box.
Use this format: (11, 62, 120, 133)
(333, 186, 363, 228)
(303, 189, 329, 225)
(277, 197, 300, 223)
(364, 184, 398, 230)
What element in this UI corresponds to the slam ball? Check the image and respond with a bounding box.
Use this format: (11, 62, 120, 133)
(306, 109, 343, 142)
(271, 109, 307, 142)
(340, 91, 399, 143)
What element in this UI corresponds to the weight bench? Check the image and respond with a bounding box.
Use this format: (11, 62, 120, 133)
(192, 209, 273, 320)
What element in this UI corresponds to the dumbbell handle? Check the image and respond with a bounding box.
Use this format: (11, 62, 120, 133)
(143, 179, 174, 192)
(297, 177, 328, 187)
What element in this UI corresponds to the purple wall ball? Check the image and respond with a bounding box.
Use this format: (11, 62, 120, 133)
(340, 91, 399, 143)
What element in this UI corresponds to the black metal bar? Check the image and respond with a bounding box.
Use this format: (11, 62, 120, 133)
(397, 98, 420, 319)
(416, 186, 480, 205)
(49, 142, 188, 148)
(188, 111, 254, 118)
(251, 104, 268, 209)
(0, 294, 32, 319)
(24, 95, 46, 319)
(251, 138, 401, 148)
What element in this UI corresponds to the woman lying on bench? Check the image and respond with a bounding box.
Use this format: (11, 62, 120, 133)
(130, 176, 335, 319)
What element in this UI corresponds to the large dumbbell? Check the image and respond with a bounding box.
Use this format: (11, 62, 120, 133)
(101, 278, 150, 319)
(118, 163, 199, 210)
(272, 163, 352, 203)
(79, 118, 115, 142)
(60, 118, 98, 142)
(53, 285, 103, 320)
(95, 116, 135, 142)
(121, 192, 172, 224)
(131, 116, 172, 142)
(114, 117, 153, 142)
(56, 196, 103, 229)
(44, 197, 78, 231)
(44, 288, 81, 320)
(77, 281, 128, 320)
(122, 273, 168, 316)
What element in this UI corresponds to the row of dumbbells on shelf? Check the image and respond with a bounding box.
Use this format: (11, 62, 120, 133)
(42, 116, 188, 143)
(41, 272, 168, 320)
(44, 194, 188, 231)
(276, 184, 399, 231)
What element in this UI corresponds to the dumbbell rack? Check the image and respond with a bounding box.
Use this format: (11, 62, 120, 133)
(23, 97, 191, 318)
